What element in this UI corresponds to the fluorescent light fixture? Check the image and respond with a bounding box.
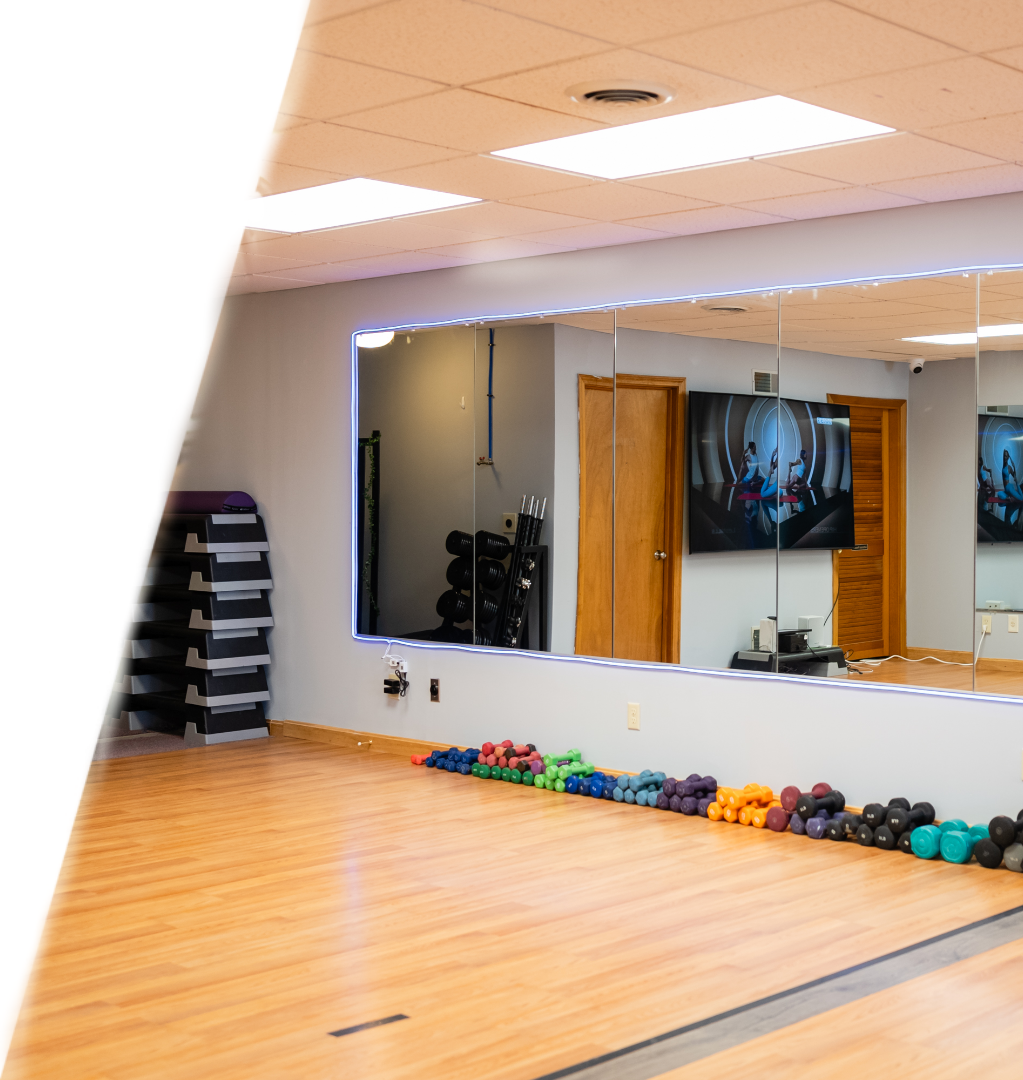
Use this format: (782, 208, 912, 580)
(244, 178, 479, 234)
(356, 331, 395, 349)
(490, 96, 893, 179)
(903, 324, 1023, 346)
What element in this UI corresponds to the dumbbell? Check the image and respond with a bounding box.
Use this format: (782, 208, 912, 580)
(875, 802, 935, 850)
(795, 789, 845, 822)
(725, 785, 774, 809)
(910, 824, 943, 859)
(697, 795, 715, 816)
(806, 812, 834, 839)
(445, 529, 474, 557)
(436, 589, 471, 622)
(474, 529, 510, 560)
(445, 557, 474, 591)
(1005, 843, 1023, 872)
(543, 749, 581, 767)
(678, 775, 717, 798)
(989, 810, 1023, 849)
(824, 813, 861, 841)
(766, 806, 791, 832)
(557, 761, 595, 781)
(940, 829, 980, 864)
(780, 783, 831, 813)
(750, 803, 783, 828)
(476, 558, 506, 591)
(857, 798, 912, 846)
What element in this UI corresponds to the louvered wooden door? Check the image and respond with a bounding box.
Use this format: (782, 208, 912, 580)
(828, 395, 906, 661)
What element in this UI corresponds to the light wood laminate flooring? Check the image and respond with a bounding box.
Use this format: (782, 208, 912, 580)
(4, 737, 1022, 1080)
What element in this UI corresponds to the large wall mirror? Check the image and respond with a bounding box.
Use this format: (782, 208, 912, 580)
(355, 265, 1023, 700)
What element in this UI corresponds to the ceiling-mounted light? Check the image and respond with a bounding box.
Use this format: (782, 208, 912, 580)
(491, 96, 893, 180)
(903, 323, 1023, 346)
(245, 178, 479, 234)
(356, 331, 395, 349)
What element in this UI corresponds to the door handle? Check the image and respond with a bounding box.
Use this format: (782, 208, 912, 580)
(654, 550, 667, 560)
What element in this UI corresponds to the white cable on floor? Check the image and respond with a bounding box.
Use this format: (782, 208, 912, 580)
(853, 653, 974, 668)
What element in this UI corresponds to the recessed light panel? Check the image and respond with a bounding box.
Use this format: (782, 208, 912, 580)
(491, 96, 893, 180)
(903, 324, 1023, 345)
(245, 178, 479, 234)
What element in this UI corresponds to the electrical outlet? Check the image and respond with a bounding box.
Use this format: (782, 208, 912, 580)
(1010, 615, 1019, 634)
(627, 702, 640, 730)
(430, 679, 440, 703)
(982, 614, 992, 633)
(501, 511, 518, 533)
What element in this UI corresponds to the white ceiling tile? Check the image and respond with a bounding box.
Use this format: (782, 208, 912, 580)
(418, 236, 571, 260)
(327, 251, 480, 277)
(871, 163, 1023, 203)
(280, 51, 443, 121)
(256, 161, 346, 196)
(472, 0, 799, 47)
(508, 181, 711, 219)
(735, 185, 919, 219)
(299, 0, 609, 85)
(513, 221, 674, 247)
(622, 204, 788, 235)
(772, 132, 1003, 185)
(341, 89, 604, 153)
(467, 48, 764, 123)
(422, 200, 596, 235)
(643, 1, 961, 92)
(921, 114, 1023, 163)
(628, 159, 849, 203)
(801, 57, 1023, 130)
(324, 216, 482, 249)
(233, 251, 322, 276)
(371, 154, 588, 199)
(240, 230, 403, 262)
(268, 122, 455, 174)
(839, 0, 1023, 54)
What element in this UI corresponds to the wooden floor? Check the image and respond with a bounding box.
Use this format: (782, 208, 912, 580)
(846, 656, 1023, 696)
(5, 737, 1023, 1080)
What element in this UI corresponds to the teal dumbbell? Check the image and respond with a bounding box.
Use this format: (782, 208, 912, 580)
(911, 824, 943, 859)
(940, 829, 979, 864)
(939, 818, 968, 833)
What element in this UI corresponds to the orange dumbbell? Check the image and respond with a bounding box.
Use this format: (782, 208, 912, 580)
(707, 801, 726, 821)
(751, 801, 783, 828)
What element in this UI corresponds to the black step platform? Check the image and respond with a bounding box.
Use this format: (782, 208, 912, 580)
(146, 551, 273, 592)
(128, 698, 268, 743)
(133, 590, 273, 630)
(155, 513, 269, 553)
(117, 663, 269, 706)
(125, 626, 270, 668)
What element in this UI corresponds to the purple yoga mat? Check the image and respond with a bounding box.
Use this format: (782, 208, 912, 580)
(165, 490, 256, 514)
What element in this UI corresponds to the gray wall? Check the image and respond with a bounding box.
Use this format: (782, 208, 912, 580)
(179, 192, 1023, 823)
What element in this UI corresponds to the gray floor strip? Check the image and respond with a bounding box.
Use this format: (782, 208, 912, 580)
(328, 1014, 408, 1038)
(534, 903, 1023, 1080)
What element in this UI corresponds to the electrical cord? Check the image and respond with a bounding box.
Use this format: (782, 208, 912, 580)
(381, 641, 409, 696)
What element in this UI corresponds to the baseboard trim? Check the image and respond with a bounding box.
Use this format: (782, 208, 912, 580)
(905, 647, 973, 664)
(267, 719, 450, 758)
(976, 657, 1023, 673)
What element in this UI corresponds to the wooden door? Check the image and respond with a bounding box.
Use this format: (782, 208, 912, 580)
(827, 394, 906, 660)
(576, 374, 684, 662)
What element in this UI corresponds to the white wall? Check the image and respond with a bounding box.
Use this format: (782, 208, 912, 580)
(179, 192, 1023, 825)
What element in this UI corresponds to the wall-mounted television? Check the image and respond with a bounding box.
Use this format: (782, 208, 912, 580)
(978, 410, 1023, 543)
(689, 391, 855, 553)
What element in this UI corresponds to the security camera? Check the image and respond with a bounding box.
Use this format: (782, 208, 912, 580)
(910, 358, 926, 374)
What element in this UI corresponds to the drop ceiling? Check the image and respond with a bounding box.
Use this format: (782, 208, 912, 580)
(231, 0, 1023, 296)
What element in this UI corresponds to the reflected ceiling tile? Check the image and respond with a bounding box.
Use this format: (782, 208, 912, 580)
(226, 273, 319, 295)
(233, 251, 321, 275)
(642, 1, 961, 92)
(298, 0, 609, 85)
(872, 163, 1023, 203)
(513, 221, 674, 247)
(341, 89, 604, 153)
(628, 159, 849, 203)
(239, 229, 403, 262)
(623, 204, 790, 234)
(274, 113, 315, 132)
(773, 132, 1002, 184)
(280, 51, 443, 121)
(800, 57, 1023, 130)
(322, 216, 481, 248)
(922, 114, 1023, 162)
(417, 236, 571, 260)
(467, 49, 764, 122)
(297, 251, 476, 280)
(371, 154, 588, 200)
(420, 200, 596, 235)
(839, 0, 1023, 53)
(990, 45, 1023, 71)
(736, 185, 919, 219)
(256, 161, 347, 196)
(471, 0, 797, 46)
(303, 0, 388, 27)
(267, 122, 456, 175)
(510, 181, 711, 219)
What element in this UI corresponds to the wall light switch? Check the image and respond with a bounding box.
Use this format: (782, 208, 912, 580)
(627, 702, 640, 731)
(1010, 615, 1019, 634)
(982, 614, 992, 633)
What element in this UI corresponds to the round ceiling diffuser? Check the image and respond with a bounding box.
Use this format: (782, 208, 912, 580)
(702, 304, 751, 314)
(566, 80, 675, 108)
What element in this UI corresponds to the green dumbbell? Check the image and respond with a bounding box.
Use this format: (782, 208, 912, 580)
(477, 764, 490, 778)
(543, 749, 582, 768)
(522, 771, 534, 787)
(557, 760, 595, 781)
(510, 769, 522, 785)
(554, 778, 566, 793)
(499, 767, 511, 781)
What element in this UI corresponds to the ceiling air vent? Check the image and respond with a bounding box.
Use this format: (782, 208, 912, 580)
(753, 371, 778, 396)
(987, 405, 1009, 413)
(566, 81, 675, 109)
(703, 304, 750, 314)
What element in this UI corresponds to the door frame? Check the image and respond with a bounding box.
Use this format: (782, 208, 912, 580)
(827, 393, 907, 659)
(577, 373, 685, 663)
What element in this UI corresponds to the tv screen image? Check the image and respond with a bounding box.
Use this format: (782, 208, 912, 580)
(689, 391, 855, 553)
(977, 410, 1023, 542)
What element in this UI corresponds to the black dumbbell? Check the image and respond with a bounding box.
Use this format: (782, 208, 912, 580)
(796, 789, 845, 821)
(475, 590, 500, 626)
(974, 837, 1006, 869)
(446, 530, 474, 557)
(474, 530, 510, 560)
(825, 813, 861, 841)
(477, 558, 506, 590)
(436, 589, 470, 621)
(446, 557, 474, 590)
(989, 810, 1023, 849)
(886, 802, 935, 835)
(861, 798, 911, 830)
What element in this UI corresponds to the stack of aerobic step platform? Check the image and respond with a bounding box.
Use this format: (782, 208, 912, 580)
(110, 490, 273, 746)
